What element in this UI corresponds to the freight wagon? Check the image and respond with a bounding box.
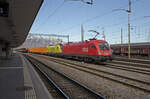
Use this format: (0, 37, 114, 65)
(111, 42, 150, 57)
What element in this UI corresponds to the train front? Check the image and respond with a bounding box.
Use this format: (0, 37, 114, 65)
(95, 40, 113, 61)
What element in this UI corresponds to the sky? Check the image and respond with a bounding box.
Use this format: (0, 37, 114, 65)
(29, 0, 150, 44)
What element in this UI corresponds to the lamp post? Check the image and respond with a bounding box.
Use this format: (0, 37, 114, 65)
(121, 28, 123, 55)
(113, 0, 132, 59)
(128, 12, 131, 59)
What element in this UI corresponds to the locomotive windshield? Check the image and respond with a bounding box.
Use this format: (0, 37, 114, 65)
(98, 42, 109, 51)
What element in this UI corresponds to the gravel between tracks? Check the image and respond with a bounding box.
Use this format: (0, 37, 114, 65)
(33, 59, 103, 99)
(27, 54, 150, 99)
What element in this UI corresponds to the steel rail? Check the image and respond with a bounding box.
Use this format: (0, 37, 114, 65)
(113, 57, 150, 64)
(26, 55, 106, 99)
(110, 60, 150, 69)
(47, 58, 150, 85)
(104, 63, 150, 75)
(40, 56, 150, 93)
(26, 56, 70, 99)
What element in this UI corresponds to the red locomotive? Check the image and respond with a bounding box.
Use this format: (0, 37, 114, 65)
(27, 31, 113, 62)
(62, 38, 112, 62)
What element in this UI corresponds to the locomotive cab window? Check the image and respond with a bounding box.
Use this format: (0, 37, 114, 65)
(91, 44, 96, 49)
(98, 42, 109, 51)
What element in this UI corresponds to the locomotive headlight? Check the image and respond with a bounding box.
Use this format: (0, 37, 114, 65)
(98, 51, 101, 55)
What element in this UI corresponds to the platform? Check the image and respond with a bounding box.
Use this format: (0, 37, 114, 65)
(0, 52, 53, 99)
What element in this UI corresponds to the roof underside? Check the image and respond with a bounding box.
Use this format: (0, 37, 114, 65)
(0, 0, 43, 48)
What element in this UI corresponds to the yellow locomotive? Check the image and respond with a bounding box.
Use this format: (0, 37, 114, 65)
(46, 44, 62, 55)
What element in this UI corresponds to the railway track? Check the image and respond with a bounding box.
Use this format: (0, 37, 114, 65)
(104, 62, 150, 75)
(27, 54, 150, 94)
(25, 55, 105, 99)
(111, 60, 150, 69)
(107, 58, 150, 75)
(113, 57, 150, 65)
(69, 56, 150, 76)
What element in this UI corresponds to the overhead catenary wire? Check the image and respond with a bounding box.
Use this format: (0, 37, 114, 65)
(32, 0, 150, 44)
(59, 10, 115, 33)
(35, 1, 66, 31)
(101, 16, 150, 29)
(34, 0, 141, 34)
(35, 0, 95, 32)
(34, 0, 142, 34)
(90, 0, 142, 29)
(58, 0, 141, 33)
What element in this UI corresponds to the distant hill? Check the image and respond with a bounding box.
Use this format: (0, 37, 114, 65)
(17, 34, 63, 49)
